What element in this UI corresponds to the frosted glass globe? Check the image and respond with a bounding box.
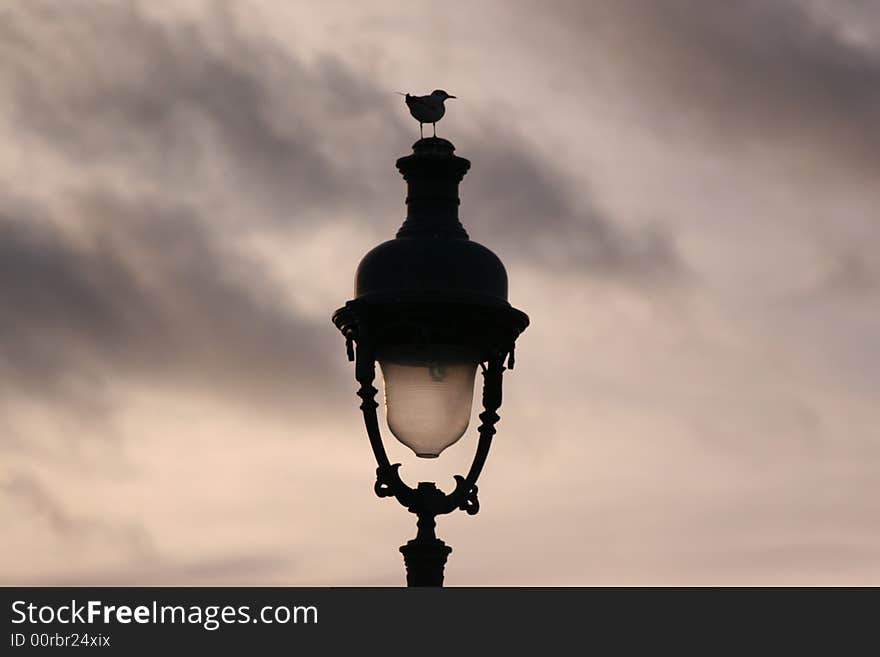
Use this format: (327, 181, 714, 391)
(378, 346, 478, 458)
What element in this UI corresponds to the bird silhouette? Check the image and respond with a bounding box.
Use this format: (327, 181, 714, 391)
(402, 90, 456, 139)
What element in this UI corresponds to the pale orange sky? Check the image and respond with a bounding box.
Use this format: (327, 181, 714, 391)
(1, 0, 879, 585)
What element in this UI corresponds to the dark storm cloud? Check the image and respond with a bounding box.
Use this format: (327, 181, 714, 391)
(0, 1, 406, 222)
(0, 1, 689, 423)
(464, 130, 684, 282)
(0, 0, 681, 282)
(557, 1, 880, 174)
(0, 192, 344, 412)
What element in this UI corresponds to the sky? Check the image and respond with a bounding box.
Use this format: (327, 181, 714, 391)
(1, 0, 878, 585)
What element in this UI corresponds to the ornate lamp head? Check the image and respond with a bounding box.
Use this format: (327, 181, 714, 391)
(332, 136, 528, 586)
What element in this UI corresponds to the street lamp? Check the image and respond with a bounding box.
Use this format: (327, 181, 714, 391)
(332, 136, 529, 586)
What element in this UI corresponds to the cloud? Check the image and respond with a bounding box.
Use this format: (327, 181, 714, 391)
(0, 191, 343, 414)
(1, 471, 156, 562)
(0, 0, 690, 432)
(0, 1, 407, 225)
(817, 248, 878, 297)
(9, 553, 297, 586)
(3, 545, 296, 585)
(0, 0, 682, 285)
(553, 1, 880, 176)
(463, 128, 685, 282)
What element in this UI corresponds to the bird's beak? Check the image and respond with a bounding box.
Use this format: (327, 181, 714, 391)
(448, 95, 457, 99)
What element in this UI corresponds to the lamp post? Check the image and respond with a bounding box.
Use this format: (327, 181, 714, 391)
(332, 136, 529, 586)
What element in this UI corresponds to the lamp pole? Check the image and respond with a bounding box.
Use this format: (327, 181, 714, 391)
(333, 137, 528, 586)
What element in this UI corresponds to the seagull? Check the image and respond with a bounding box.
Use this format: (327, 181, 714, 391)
(402, 90, 457, 139)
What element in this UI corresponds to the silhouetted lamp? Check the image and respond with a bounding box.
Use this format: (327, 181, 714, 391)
(332, 137, 528, 586)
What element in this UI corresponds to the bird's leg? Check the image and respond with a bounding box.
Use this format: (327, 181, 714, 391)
(432, 123, 437, 137)
(419, 123, 424, 139)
